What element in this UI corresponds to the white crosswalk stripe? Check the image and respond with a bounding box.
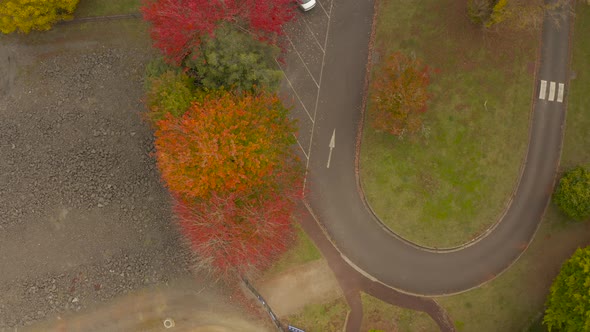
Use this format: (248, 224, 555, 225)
(539, 80, 547, 100)
(539, 80, 565, 103)
(557, 83, 564, 102)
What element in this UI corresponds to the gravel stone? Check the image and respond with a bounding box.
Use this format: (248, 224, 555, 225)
(0, 22, 192, 329)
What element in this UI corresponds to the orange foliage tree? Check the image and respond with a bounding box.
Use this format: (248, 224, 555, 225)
(154, 90, 299, 200)
(371, 52, 431, 137)
(154, 90, 304, 277)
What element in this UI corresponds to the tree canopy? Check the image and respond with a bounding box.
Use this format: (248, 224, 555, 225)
(370, 52, 431, 137)
(553, 166, 590, 222)
(141, 0, 296, 65)
(142, 0, 303, 279)
(153, 90, 303, 278)
(467, 0, 568, 31)
(154, 90, 299, 200)
(174, 188, 301, 277)
(185, 25, 282, 93)
(544, 246, 590, 331)
(0, 0, 79, 34)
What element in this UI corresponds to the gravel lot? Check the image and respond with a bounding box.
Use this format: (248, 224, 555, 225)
(0, 20, 192, 328)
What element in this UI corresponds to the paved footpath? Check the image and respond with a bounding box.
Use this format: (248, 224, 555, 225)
(298, 203, 456, 332)
(305, 0, 573, 295)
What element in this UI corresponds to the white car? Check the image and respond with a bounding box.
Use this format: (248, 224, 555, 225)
(298, 0, 316, 11)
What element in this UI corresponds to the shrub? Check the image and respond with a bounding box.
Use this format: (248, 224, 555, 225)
(544, 246, 590, 331)
(145, 70, 196, 123)
(467, 0, 550, 31)
(553, 166, 590, 222)
(144, 57, 181, 84)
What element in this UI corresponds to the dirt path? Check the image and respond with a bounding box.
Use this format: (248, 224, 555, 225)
(255, 259, 343, 317)
(25, 277, 270, 332)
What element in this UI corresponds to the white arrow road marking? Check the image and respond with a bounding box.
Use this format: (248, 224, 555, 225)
(557, 83, 564, 103)
(549, 81, 556, 101)
(539, 80, 547, 100)
(327, 129, 335, 168)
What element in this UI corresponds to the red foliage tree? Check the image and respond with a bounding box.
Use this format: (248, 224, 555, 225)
(245, 0, 296, 38)
(141, 0, 231, 64)
(154, 90, 300, 200)
(154, 90, 304, 277)
(175, 187, 302, 278)
(371, 52, 431, 137)
(141, 0, 296, 65)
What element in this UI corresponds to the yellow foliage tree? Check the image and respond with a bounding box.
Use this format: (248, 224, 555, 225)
(486, 0, 508, 27)
(468, 0, 567, 31)
(0, 0, 80, 34)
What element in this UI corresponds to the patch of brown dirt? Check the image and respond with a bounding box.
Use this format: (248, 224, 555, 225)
(25, 278, 270, 332)
(255, 259, 342, 317)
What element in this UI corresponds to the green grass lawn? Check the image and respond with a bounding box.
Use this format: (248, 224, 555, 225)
(437, 205, 590, 332)
(262, 223, 322, 278)
(285, 297, 349, 332)
(284, 292, 440, 332)
(561, 4, 590, 171)
(74, 0, 141, 17)
(403, 4, 590, 331)
(360, 0, 536, 247)
(361, 293, 439, 332)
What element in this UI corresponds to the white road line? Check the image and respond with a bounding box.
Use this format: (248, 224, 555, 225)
(539, 80, 547, 100)
(548, 81, 556, 101)
(295, 134, 309, 159)
(316, 0, 330, 18)
(302, 0, 333, 193)
(286, 35, 320, 88)
(302, 17, 325, 53)
(557, 83, 564, 103)
(275, 59, 314, 123)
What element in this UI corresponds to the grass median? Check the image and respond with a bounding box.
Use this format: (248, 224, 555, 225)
(360, 0, 536, 247)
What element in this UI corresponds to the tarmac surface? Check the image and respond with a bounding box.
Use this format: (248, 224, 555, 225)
(303, 0, 573, 295)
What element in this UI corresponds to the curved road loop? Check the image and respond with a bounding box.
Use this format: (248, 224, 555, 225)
(305, 1, 572, 295)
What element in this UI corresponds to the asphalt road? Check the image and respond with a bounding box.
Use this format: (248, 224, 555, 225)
(305, 2, 572, 295)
